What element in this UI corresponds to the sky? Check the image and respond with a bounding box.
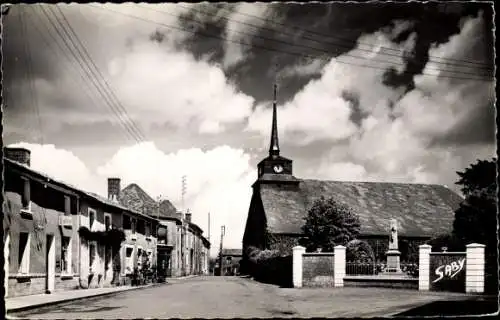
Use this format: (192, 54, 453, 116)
(2, 3, 496, 256)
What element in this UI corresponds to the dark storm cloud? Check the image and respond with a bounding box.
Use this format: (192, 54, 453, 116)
(341, 90, 367, 128)
(430, 101, 496, 147)
(3, 5, 61, 92)
(172, 2, 494, 107)
(382, 3, 494, 91)
(43, 121, 132, 147)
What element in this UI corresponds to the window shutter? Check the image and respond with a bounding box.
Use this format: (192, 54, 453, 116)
(22, 178, 30, 209)
(65, 196, 71, 215)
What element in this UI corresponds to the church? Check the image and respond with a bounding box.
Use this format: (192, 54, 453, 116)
(242, 85, 464, 263)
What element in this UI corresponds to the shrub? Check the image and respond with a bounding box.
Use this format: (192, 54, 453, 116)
(346, 239, 375, 263)
(244, 246, 292, 287)
(426, 233, 464, 252)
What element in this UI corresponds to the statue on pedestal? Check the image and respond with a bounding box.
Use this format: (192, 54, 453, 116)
(385, 218, 403, 274)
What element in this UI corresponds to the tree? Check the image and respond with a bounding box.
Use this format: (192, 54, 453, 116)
(452, 158, 498, 293)
(455, 158, 497, 197)
(300, 196, 361, 252)
(452, 158, 497, 250)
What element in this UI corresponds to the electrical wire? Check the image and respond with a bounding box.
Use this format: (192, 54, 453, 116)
(38, 5, 145, 143)
(27, 6, 139, 146)
(143, 4, 492, 78)
(88, 4, 493, 82)
(53, 5, 147, 142)
(19, 6, 44, 144)
(185, 3, 492, 68)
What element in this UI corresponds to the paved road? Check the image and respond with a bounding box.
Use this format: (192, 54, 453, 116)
(9, 276, 484, 319)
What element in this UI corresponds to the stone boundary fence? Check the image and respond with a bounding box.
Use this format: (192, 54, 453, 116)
(419, 243, 486, 294)
(292, 245, 345, 288)
(292, 243, 486, 293)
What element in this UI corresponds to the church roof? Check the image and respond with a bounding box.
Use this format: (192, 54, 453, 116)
(260, 179, 464, 238)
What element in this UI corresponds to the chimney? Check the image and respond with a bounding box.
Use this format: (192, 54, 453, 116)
(185, 211, 192, 223)
(4, 147, 31, 166)
(107, 178, 121, 202)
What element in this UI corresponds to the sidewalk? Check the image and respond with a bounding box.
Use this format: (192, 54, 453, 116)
(6, 275, 199, 313)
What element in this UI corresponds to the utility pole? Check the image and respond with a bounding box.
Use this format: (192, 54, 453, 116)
(156, 195, 162, 220)
(208, 212, 211, 244)
(181, 175, 187, 218)
(219, 225, 225, 276)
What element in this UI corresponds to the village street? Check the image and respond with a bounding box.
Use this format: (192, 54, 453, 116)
(8, 276, 492, 319)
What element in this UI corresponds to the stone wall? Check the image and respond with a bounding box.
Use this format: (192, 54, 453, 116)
(302, 253, 335, 287)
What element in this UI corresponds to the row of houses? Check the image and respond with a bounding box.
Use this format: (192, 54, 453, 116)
(3, 147, 210, 298)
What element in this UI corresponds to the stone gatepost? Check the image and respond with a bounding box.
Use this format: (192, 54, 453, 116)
(418, 244, 432, 291)
(293, 246, 305, 288)
(334, 245, 346, 287)
(466, 243, 485, 293)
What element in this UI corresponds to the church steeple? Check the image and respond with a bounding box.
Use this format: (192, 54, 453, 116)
(255, 81, 297, 183)
(269, 83, 280, 157)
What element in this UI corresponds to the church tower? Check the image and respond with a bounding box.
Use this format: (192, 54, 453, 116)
(255, 84, 298, 184)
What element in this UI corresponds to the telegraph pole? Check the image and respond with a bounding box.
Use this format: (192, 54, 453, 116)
(181, 175, 187, 217)
(208, 212, 211, 244)
(156, 195, 162, 220)
(219, 225, 225, 276)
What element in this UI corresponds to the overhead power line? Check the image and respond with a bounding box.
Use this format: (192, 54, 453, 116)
(52, 5, 147, 142)
(27, 5, 139, 146)
(19, 6, 43, 144)
(184, 3, 492, 69)
(36, 4, 146, 143)
(142, 4, 492, 77)
(88, 4, 493, 82)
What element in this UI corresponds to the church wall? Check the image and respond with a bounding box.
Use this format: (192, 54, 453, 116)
(242, 190, 267, 255)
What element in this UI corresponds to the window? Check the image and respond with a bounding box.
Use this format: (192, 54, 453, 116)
(145, 222, 151, 237)
(125, 246, 134, 274)
(123, 215, 131, 230)
(64, 196, 71, 216)
(104, 214, 112, 231)
(137, 247, 143, 270)
(89, 209, 96, 231)
(89, 241, 96, 268)
(21, 177, 31, 211)
(18, 232, 30, 274)
(61, 236, 71, 274)
(226, 256, 232, 262)
(132, 219, 136, 234)
(105, 245, 112, 273)
(137, 219, 145, 235)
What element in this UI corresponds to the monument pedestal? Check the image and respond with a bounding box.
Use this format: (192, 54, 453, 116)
(384, 249, 404, 274)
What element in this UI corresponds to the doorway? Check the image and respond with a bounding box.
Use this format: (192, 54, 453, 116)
(46, 234, 55, 293)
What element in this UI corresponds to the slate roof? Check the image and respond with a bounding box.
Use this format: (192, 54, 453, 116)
(260, 179, 464, 238)
(119, 183, 180, 219)
(4, 158, 152, 221)
(222, 248, 243, 256)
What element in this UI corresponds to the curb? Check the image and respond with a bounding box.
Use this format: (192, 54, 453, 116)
(6, 282, 166, 314)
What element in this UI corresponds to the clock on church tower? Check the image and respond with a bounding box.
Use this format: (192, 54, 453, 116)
(255, 83, 297, 184)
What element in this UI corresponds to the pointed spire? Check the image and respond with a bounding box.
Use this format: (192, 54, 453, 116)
(269, 83, 280, 157)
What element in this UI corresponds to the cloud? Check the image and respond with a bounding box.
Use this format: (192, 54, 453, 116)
(246, 23, 414, 144)
(6, 4, 258, 140)
(333, 13, 494, 189)
(222, 3, 277, 69)
(108, 39, 255, 133)
(97, 143, 256, 256)
(278, 58, 327, 78)
(248, 13, 494, 192)
(9, 142, 255, 256)
(7, 142, 100, 193)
